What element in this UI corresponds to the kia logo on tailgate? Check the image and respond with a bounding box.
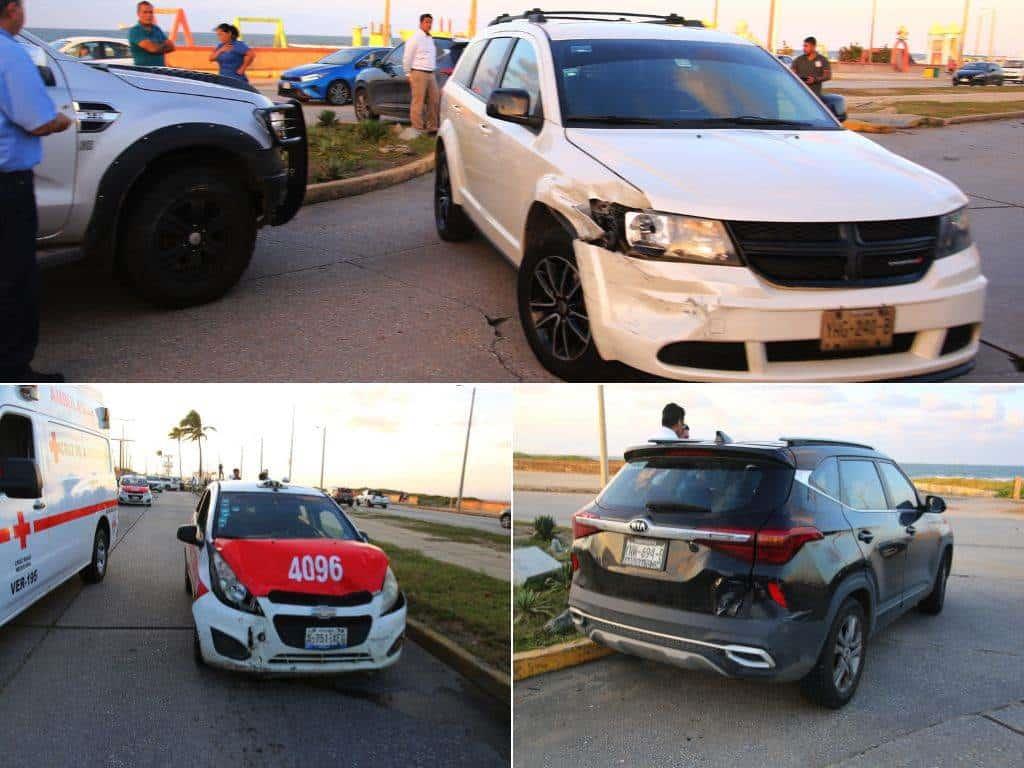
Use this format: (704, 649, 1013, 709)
(628, 519, 649, 534)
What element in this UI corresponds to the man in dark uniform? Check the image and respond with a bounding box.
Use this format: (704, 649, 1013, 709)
(0, 0, 71, 382)
(792, 36, 831, 97)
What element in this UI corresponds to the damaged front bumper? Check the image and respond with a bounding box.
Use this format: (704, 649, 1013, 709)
(573, 240, 986, 382)
(192, 591, 406, 674)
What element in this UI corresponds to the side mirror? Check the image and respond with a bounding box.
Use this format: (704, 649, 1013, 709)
(821, 92, 847, 122)
(925, 495, 946, 514)
(176, 524, 201, 546)
(358, 530, 370, 543)
(0, 457, 43, 499)
(486, 88, 543, 130)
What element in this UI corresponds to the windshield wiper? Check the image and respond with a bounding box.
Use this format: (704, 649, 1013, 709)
(704, 115, 817, 128)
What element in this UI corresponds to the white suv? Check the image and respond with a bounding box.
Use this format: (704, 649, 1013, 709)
(435, 11, 986, 382)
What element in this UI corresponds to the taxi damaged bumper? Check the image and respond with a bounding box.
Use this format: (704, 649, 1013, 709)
(573, 241, 986, 382)
(192, 592, 407, 674)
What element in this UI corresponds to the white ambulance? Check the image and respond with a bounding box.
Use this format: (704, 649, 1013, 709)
(1, 385, 118, 627)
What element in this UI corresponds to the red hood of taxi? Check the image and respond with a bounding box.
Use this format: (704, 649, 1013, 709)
(213, 539, 389, 596)
(122, 485, 148, 493)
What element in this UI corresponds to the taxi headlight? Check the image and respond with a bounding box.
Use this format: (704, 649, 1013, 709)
(936, 206, 972, 258)
(210, 549, 261, 615)
(378, 567, 400, 613)
(621, 210, 742, 266)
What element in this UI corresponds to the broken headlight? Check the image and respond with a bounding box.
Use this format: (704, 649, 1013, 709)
(624, 211, 741, 265)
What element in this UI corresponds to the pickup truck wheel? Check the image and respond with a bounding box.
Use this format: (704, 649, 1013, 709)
(80, 525, 109, 584)
(354, 89, 377, 120)
(518, 240, 605, 380)
(435, 147, 474, 241)
(121, 166, 256, 309)
(799, 598, 866, 708)
(326, 80, 351, 105)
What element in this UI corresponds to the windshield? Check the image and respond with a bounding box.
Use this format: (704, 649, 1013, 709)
(962, 62, 986, 69)
(213, 492, 361, 540)
(319, 49, 361, 65)
(597, 456, 793, 518)
(551, 38, 837, 129)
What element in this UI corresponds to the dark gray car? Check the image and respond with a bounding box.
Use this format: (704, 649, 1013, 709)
(569, 436, 953, 708)
(353, 39, 466, 121)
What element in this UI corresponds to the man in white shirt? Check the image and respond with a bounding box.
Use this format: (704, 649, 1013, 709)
(402, 13, 439, 133)
(650, 402, 689, 442)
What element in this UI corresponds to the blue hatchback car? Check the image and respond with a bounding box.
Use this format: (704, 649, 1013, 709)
(278, 46, 391, 105)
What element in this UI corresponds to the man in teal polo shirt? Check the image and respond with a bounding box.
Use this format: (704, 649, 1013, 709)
(128, 1, 175, 66)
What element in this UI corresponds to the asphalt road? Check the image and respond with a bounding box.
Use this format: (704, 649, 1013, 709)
(0, 493, 508, 767)
(513, 497, 1024, 767)
(33, 121, 1022, 382)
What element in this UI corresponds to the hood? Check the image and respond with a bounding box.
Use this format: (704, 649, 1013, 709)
(215, 539, 388, 597)
(283, 62, 338, 77)
(566, 127, 966, 222)
(110, 67, 269, 106)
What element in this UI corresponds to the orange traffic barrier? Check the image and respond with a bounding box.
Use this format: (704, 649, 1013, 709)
(165, 45, 335, 78)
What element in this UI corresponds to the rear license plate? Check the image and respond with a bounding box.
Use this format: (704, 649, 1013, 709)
(305, 626, 347, 650)
(820, 306, 894, 352)
(622, 537, 668, 570)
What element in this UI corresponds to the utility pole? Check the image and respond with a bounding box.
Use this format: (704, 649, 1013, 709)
(712, 0, 719, 28)
(240, 445, 244, 479)
(868, 0, 877, 62)
(287, 405, 295, 480)
(259, 436, 264, 476)
(988, 8, 996, 58)
(597, 385, 609, 488)
(959, 0, 970, 63)
(318, 426, 327, 490)
(455, 386, 476, 515)
(766, 0, 777, 54)
(467, 0, 477, 38)
(383, 0, 391, 42)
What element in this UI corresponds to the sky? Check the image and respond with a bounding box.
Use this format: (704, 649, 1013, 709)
(514, 384, 1024, 465)
(28, 0, 1023, 56)
(98, 384, 512, 500)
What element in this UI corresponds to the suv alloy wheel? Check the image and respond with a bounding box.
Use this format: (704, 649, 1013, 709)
(800, 598, 867, 708)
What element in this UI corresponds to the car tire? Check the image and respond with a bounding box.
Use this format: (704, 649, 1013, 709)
(996, 77, 1004, 86)
(80, 525, 110, 584)
(326, 80, 351, 105)
(517, 234, 606, 381)
(354, 89, 377, 121)
(120, 166, 256, 309)
(918, 552, 950, 615)
(434, 146, 475, 241)
(185, 570, 192, 595)
(799, 597, 867, 709)
(193, 627, 206, 666)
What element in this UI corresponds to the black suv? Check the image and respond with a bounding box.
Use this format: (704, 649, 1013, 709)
(953, 61, 1005, 86)
(568, 436, 952, 708)
(353, 39, 467, 121)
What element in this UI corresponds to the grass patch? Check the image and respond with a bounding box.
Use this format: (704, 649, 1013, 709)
(306, 121, 434, 183)
(350, 511, 508, 551)
(914, 476, 1018, 498)
(833, 85, 1024, 97)
(892, 99, 1024, 118)
(373, 541, 509, 672)
(512, 528, 576, 651)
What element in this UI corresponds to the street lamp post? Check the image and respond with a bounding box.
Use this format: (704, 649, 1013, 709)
(455, 386, 476, 515)
(597, 385, 608, 488)
(868, 0, 878, 63)
(766, 0, 777, 54)
(319, 426, 327, 491)
(959, 0, 971, 64)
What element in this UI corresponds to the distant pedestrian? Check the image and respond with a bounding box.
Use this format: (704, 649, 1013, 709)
(650, 403, 689, 442)
(128, 1, 175, 67)
(210, 23, 253, 82)
(791, 36, 830, 97)
(231, 468, 241, 480)
(1, 0, 72, 382)
(403, 13, 439, 133)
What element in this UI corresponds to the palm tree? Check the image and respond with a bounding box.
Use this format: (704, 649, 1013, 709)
(179, 410, 216, 480)
(167, 426, 185, 484)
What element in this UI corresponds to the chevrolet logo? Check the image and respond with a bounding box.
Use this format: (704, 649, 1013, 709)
(628, 519, 649, 534)
(312, 605, 337, 619)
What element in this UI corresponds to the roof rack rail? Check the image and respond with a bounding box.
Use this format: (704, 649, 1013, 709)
(489, 9, 704, 27)
(781, 437, 875, 450)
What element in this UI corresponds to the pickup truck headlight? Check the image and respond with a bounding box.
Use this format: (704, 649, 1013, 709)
(210, 549, 262, 615)
(936, 206, 972, 258)
(299, 73, 323, 83)
(378, 567, 400, 613)
(623, 211, 742, 265)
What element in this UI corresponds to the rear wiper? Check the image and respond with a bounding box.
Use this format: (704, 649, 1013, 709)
(645, 501, 710, 515)
(705, 115, 816, 128)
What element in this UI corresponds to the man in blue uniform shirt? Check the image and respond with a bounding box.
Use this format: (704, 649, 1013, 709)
(0, 0, 72, 381)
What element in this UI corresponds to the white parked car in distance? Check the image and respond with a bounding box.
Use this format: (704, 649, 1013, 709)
(435, 10, 986, 382)
(50, 36, 133, 66)
(356, 490, 389, 509)
(1002, 59, 1023, 83)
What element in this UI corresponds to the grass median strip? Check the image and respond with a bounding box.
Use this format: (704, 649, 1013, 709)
(372, 540, 509, 673)
(352, 512, 508, 551)
(307, 118, 434, 183)
(892, 100, 1024, 118)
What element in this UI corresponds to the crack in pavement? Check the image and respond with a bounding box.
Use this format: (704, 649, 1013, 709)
(982, 711, 1024, 738)
(967, 191, 1024, 210)
(484, 315, 524, 382)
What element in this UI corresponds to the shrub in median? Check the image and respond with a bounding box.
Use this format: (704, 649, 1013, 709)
(533, 515, 556, 541)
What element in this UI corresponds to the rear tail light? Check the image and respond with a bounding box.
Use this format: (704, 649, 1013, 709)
(766, 581, 788, 609)
(697, 526, 823, 565)
(571, 510, 601, 539)
(570, 553, 580, 572)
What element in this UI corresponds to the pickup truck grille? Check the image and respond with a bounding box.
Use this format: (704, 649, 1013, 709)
(727, 217, 939, 287)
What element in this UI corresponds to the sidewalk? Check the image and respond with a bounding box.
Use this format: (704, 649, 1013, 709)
(355, 516, 509, 581)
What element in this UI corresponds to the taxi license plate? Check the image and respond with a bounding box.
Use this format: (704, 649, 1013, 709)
(305, 626, 347, 650)
(622, 538, 667, 570)
(820, 306, 895, 352)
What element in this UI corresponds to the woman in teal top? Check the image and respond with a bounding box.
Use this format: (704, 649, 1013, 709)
(209, 23, 254, 82)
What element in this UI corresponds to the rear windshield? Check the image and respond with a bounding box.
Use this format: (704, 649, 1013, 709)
(213, 492, 361, 540)
(596, 456, 793, 519)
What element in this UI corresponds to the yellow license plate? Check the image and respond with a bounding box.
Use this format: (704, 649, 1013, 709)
(820, 307, 895, 352)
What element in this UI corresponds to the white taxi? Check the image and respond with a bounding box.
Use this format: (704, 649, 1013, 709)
(1, 385, 118, 627)
(177, 479, 406, 673)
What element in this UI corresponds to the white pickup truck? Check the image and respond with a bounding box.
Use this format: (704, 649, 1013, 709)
(355, 489, 389, 509)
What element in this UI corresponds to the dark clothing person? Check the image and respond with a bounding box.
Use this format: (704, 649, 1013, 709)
(792, 52, 831, 97)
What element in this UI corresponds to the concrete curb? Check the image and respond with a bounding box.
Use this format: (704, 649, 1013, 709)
(513, 637, 614, 681)
(405, 617, 510, 707)
(847, 110, 1024, 132)
(303, 153, 435, 206)
(942, 109, 1024, 125)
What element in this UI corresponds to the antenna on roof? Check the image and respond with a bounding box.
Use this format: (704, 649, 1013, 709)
(715, 430, 733, 445)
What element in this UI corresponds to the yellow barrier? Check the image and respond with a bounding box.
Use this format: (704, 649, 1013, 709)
(165, 45, 335, 78)
(233, 16, 288, 48)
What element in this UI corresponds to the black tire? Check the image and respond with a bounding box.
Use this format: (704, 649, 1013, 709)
(120, 166, 256, 309)
(193, 627, 205, 666)
(353, 89, 377, 121)
(799, 598, 867, 709)
(80, 525, 110, 584)
(517, 234, 606, 381)
(185, 567, 193, 595)
(434, 146, 475, 241)
(996, 78, 1004, 86)
(918, 551, 950, 615)
(326, 79, 351, 105)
